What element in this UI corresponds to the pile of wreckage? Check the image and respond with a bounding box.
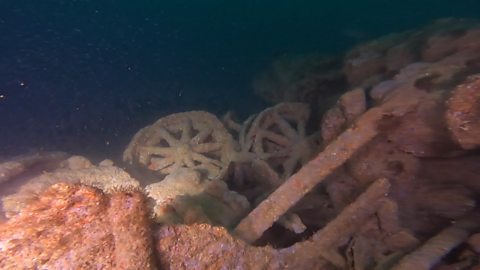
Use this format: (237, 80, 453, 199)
(0, 18, 479, 269)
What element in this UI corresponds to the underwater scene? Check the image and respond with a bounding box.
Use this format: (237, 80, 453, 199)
(1, 0, 480, 269)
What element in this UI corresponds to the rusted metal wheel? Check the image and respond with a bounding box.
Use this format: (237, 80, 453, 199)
(123, 111, 234, 180)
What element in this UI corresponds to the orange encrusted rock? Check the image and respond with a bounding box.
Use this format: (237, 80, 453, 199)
(445, 74, 480, 150)
(155, 223, 278, 270)
(0, 183, 154, 270)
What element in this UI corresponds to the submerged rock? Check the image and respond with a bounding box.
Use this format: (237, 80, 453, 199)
(0, 183, 154, 269)
(445, 74, 480, 150)
(2, 161, 140, 218)
(146, 168, 250, 227)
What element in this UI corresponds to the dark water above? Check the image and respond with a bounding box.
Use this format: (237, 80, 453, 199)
(0, 0, 478, 160)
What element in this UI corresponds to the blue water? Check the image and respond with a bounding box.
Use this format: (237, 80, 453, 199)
(0, 0, 478, 159)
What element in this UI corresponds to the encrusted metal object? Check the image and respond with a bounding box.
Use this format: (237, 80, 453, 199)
(123, 111, 235, 181)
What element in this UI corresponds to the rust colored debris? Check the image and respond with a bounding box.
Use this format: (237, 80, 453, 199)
(369, 49, 480, 158)
(2, 18, 478, 269)
(108, 190, 155, 269)
(385, 91, 461, 157)
(279, 178, 393, 269)
(468, 233, 480, 253)
(131, 19, 480, 269)
(344, 198, 419, 270)
(321, 88, 366, 144)
(233, 82, 424, 243)
(346, 136, 420, 187)
(155, 223, 277, 270)
(233, 107, 381, 243)
(445, 74, 480, 150)
(155, 178, 392, 269)
(338, 87, 367, 124)
(419, 155, 480, 193)
(392, 212, 480, 270)
(0, 183, 154, 269)
(321, 105, 347, 144)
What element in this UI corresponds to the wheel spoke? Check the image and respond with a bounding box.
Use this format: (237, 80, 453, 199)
(180, 120, 193, 144)
(161, 161, 182, 174)
(182, 156, 195, 168)
(258, 130, 290, 146)
(191, 128, 212, 144)
(141, 146, 175, 157)
(192, 143, 222, 153)
(282, 156, 299, 178)
(191, 153, 224, 168)
(149, 157, 175, 171)
(298, 121, 306, 137)
(272, 112, 298, 139)
(158, 127, 179, 145)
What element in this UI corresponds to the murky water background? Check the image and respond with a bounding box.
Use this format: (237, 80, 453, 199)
(0, 0, 478, 160)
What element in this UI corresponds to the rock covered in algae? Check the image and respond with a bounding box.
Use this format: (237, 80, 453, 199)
(155, 223, 278, 270)
(145, 168, 250, 227)
(0, 152, 68, 184)
(0, 183, 154, 269)
(2, 156, 140, 218)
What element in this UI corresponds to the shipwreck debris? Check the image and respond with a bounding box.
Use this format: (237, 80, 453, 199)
(145, 168, 250, 227)
(445, 74, 480, 150)
(233, 107, 381, 243)
(246, 102, 319, 179)
(123, 111, 235, 181)
(2, 18, 480, 270)
(155, 178, 395, 269)
(280, 178, 392, 269)
(233, 86, 422, 243)
(392, 212, 480, 270)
